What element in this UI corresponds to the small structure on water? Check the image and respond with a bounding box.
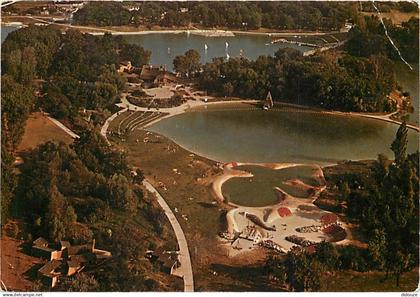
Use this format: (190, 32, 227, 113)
(263, 91, 274, 110)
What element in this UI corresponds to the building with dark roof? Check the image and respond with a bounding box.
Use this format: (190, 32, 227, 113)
(38, 260, 62, 288)
(140, 65, 177, 86)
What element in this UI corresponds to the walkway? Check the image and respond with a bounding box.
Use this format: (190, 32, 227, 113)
(100, 108, 128, 145)
(100, 105, 194, 292)
(143, 180, 194, 292)
(47, 116, 79, 139)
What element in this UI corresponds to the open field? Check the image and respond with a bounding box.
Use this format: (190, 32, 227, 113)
(322, 269, 419, 292)
(361, 10, 418, 25)
(17, 112, 74, 153)
(1, 221, 42, 291)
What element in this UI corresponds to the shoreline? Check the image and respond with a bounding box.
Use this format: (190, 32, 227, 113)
(1, 18, 342, 37)
(103, 97, 419, 170)
(118, 93, 420, 133)
(213, 162, 350, 254)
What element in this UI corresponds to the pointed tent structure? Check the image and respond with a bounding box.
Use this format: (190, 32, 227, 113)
(263, 91, 274, 109)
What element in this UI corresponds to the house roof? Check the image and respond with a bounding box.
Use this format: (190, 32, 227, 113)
(33, 245, 55, 254)
(67, 242, 94, 255)
(155, 72, 177, 81)
(158, 253, 178, 268)
(33, 237, 49, 247)
(60, 241, 71, 249)
(120, 61, 132, 66)
(38, 260, 62, 276)
(70, 253, 96, 264)
(140, 66, 162, 80)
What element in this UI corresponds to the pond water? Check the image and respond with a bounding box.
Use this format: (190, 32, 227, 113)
(222, 165, 322, 207)
(148, 106, 419, 164)
(1, 25, 19, 43)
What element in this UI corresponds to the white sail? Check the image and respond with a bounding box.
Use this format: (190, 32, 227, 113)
(226, 53, 230, 61)
(225, 41, 229, 49)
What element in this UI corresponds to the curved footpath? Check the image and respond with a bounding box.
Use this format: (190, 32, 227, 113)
(101, 107, 194, 292)
(142, 180, 194, 292)
(117, 94, 419, 132)
(100, 108, 128, 144)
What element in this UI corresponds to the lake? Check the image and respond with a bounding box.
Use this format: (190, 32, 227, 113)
(1, 25, 19, 43)
(148, 106, 419, 164)
(123, 32, 309, 70)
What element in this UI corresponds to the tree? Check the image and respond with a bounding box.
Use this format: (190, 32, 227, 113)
(266, 255, 288, 288)
(368, 228, 387, 269)
(62, 273, 99, 292)
(285, 248, 322, 291)
(315, 241, 340, 270)
(173, 49, 201, 77)
(222, 82, 234, 97)
(391, 121, 408, 164)
(119, 44, 151, 68)
(107, 174, 137, 212)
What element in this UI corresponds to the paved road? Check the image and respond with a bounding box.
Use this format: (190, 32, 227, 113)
(143, 180, 194, 292)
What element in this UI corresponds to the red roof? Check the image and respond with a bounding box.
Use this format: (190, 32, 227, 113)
(320, 213, 338, 225)
(277, 207, 292, 217)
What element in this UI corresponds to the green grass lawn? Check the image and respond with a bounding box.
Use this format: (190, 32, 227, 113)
(322, 269, 419, 292)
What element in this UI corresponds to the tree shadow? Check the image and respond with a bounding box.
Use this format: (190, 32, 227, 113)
(209, 263, 286, 292)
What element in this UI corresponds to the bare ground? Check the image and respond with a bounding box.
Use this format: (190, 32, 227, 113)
(17, 112, 73, 153)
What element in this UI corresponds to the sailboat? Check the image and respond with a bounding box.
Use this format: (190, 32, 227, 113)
(263, 91, 274, 110)
(204, 43, 208, 53)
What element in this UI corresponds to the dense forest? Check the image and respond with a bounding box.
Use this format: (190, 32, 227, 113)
(15, 132, 169, 291)
(198, 48, 397, 112)
(74, 1, 358, 31)
(1, 25, 149, 224)
(347, 15, 419, 63)
(267, 123, 419, 291)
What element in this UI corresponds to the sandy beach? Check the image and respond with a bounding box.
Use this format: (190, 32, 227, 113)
(212, 162, 350, 256)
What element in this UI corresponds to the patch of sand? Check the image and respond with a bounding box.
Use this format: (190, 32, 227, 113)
(17, 112, 74, 153)
(1, 234, 41, 291)
(213, 162, 348, 256)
